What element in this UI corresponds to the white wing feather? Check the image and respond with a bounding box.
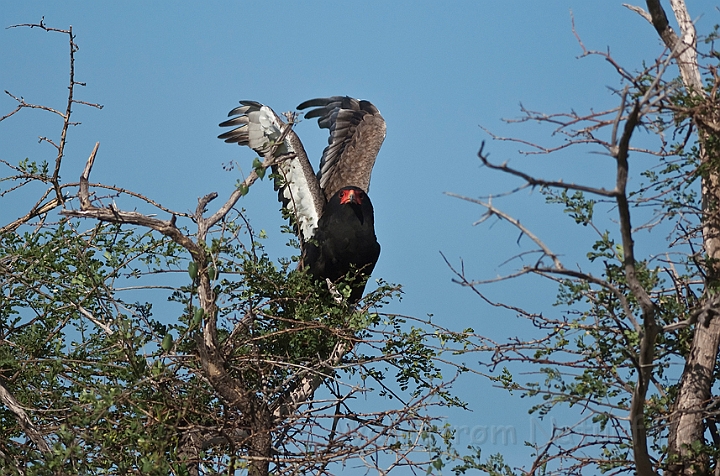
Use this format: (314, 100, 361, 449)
(219, 101, 324, 241)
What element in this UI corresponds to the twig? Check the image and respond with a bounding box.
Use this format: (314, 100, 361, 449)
(445, 190, 564, 270)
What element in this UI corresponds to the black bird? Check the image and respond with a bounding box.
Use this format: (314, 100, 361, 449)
(218, 97, 385, 303)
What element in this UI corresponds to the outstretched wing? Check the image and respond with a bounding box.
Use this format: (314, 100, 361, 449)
(219, 101, 325, 241)
(297, 97, 386, 201)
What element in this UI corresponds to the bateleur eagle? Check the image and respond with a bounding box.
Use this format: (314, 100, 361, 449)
(218, 96, 385, 303)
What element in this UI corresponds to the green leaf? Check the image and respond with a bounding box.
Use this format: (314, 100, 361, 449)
(188, 261, 198, 281)
(192, 308, 204, 325)
(161, 333, 173, 351)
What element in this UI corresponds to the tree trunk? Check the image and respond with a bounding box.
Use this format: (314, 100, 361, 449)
(667, 143, 720, 476)
(668, 316, 720, 475)
(642, 2, 720, 474)
(248, 401, 272, 476)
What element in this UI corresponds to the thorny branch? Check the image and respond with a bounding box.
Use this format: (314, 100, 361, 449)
(60, 111, 374, 475)
(2, 19, 475, 476)
(1, 19, 102, 233)
(630, 3, 720, 475)
(445, 187, 564, 270)
(447, 42, 696, 474)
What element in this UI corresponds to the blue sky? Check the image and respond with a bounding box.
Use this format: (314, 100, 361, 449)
(2, 1, 718, 470)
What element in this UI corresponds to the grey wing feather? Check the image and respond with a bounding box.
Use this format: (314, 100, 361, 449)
(219, 101, 286, 155)
(297, 97, 386, 201)
(219, 101, 325, 241)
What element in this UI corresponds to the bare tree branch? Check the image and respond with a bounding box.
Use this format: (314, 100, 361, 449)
(445, 190, 564, 270)
(0, 379, 50, 454)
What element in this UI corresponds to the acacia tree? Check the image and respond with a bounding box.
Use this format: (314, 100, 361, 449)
(448, 1, 720, 475)
(0, 21, 469, 475)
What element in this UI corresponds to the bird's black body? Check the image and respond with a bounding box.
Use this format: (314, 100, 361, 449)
(303, 186, 381, 303)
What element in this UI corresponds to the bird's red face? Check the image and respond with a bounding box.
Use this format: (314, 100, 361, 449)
(339, 188, 365, 205)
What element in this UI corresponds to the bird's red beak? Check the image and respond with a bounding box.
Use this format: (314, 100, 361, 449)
(340, 189, 363, 205)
